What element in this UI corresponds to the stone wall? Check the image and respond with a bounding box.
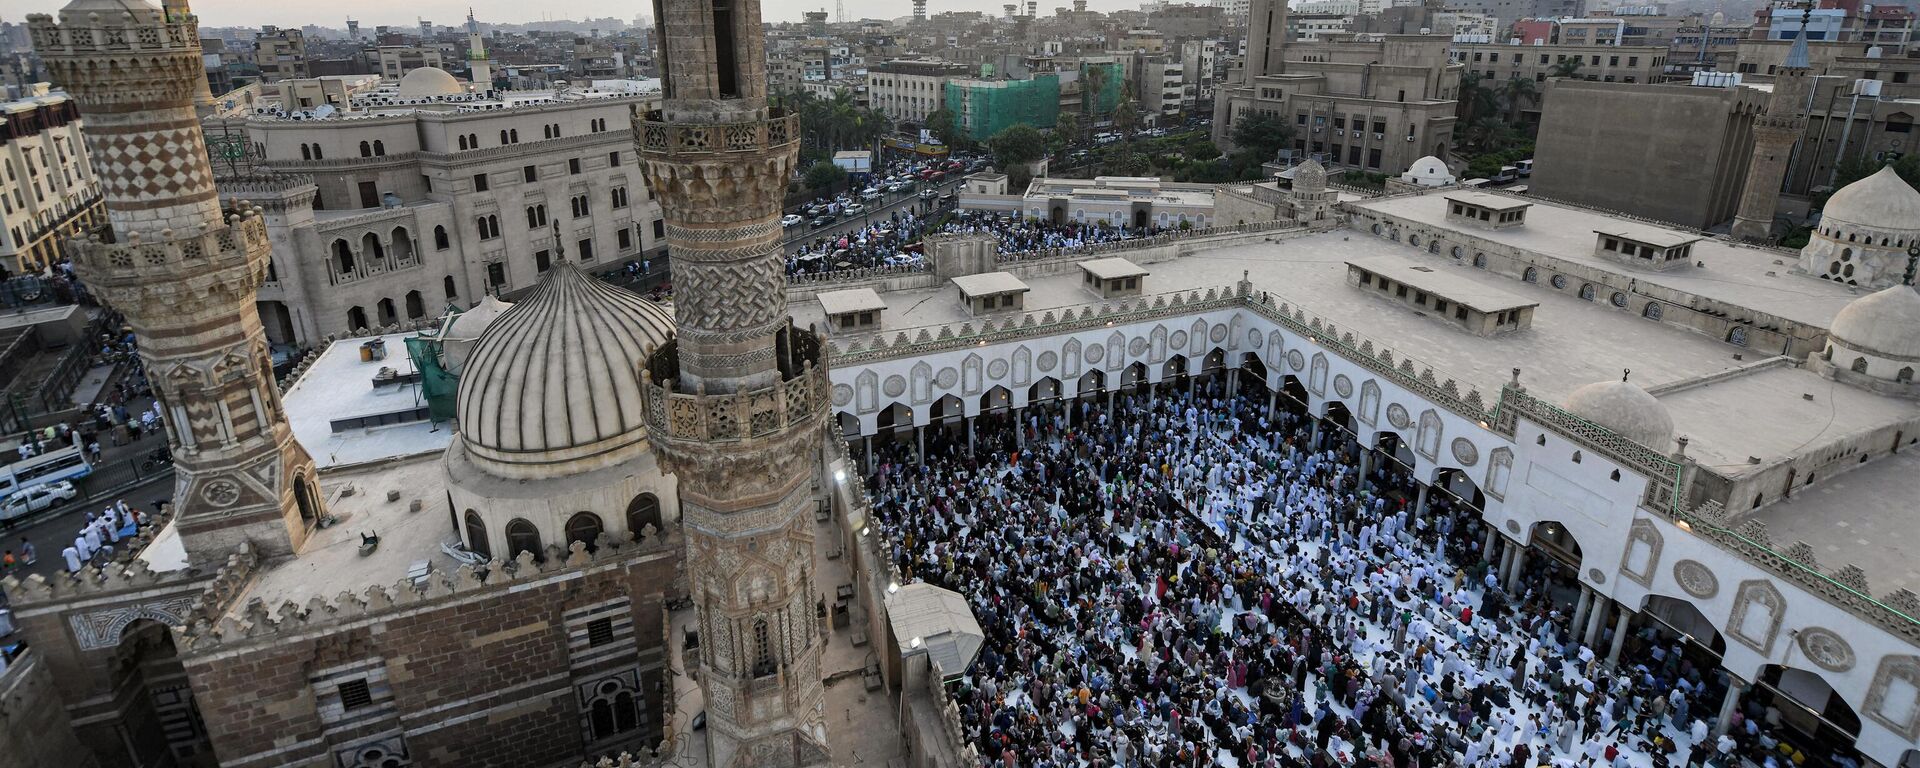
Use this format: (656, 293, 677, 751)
(0, 649, 97, 768)
(178, 540, 680, 768)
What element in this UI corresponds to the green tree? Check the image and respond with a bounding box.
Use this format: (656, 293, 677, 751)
(1055, 112, 1083, 146)
(1104, 151, 1150, 176)
(1185, 138, 1223, 162)
(988, 123, 1047, 169)
(803, 161, 847, 191)
(1084, 64, 1114, 117)
(1549, 57, 1584, 79)
(924, 107, 965, 150)
(1113, 98, 1142, 138)
(1229, 110, 1294, 160)
(1499, 76, 1538, 126)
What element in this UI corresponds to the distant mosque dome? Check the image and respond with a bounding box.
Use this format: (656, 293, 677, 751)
(1292, 158, 1328, 193)
(1401, 155, 1456, 187)
(438, 294, 513, 376)
(455, 262, 673, 478)
(1562, 376, 1674, 451)
(396, 66, 465, 99)
(1799, 166, 1920, 288)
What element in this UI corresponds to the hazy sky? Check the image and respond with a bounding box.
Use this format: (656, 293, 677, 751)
(12, 0, 1163, 28)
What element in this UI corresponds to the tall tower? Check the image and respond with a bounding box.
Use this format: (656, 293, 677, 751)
(28, 0, 324, 565)
(1731, 6, 1812, 241)
(1247, 0, 1289, 77)
(635, 0, 831, 766)
(466, 8, 492, 92)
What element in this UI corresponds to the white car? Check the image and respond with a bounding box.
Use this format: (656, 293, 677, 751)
(0, 480, 77, 522)
(843, 203, 866, 215)
(781, 214, 804, 227)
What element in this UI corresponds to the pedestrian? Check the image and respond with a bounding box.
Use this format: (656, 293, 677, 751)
(20, 537, 35, 565)
(61, 544, 81, 574)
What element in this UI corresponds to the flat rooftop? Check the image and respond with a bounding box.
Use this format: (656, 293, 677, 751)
(1655, 364, 1920, 477)
(1595, 223, 1702, 250)
(282, 331, 452, 469)
(1747, 447, 1920, 597)
(950, 272, 1030, 298)
(817, 287, 887, 316)
(222, 456, 458, 617)
(1445, 191, 1532, 211)
(1081, 257, 1150, 280)
(1348, 256, 1539, 313)
(1355, 192, 1864, 327)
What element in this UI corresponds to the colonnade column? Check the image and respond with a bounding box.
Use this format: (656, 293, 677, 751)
(1570, 585, 1593, 637)
(1583, 596, 1608, 648)
(1495, 539, 1515, 590)
(1415, 483, 1431, 518)
(1481, 527, 1498, 564)
(1504, 544, 1528, 593)
(1606, 607, 1633, 667)
(1266, 389, 1277, 419)
(967, 418, 975, 455)
(1714, 678, 1750, 737)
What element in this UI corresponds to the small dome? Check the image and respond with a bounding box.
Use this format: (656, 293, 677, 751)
(396, 66, 465, 98)
(1293, 159, 1327, 193)
(1407, 155, 1449, 177)
(456, 263, 673, 472)
(1563, 377, 1674, 451)
(439, 295, 514, 375)
(1828, 284, 1920, 360)
(1822, 166, 1920, 233)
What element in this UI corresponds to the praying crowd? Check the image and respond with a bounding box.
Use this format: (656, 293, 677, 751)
(864, 377, 1860, 768)
(786, 210, 934, 277)
(940, 213, 1165, 259)
(51, 499, 152, 574)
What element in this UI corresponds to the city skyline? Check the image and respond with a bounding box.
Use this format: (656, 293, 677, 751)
(16, 0, 1164, 30)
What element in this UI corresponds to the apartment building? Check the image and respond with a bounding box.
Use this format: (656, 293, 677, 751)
(254, 25, 310, 83)
(867, 59, 972, 128)
(0, 87, 100, 276)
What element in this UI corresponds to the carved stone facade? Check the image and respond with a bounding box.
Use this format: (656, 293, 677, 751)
(636, 2, 829, 765)
(29, 1, 324, 566)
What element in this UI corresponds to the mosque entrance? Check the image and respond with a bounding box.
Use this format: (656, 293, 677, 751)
(1746, 664, 1864, 765)
(109, 618, 212, 766)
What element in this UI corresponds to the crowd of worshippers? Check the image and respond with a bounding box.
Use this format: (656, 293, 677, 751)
(786, 210, 933, 276)
(939, 212, 1165, 258)
(864, 381, 1856, 768)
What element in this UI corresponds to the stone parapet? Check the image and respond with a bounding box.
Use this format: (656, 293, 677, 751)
(71, 207, 270, 297)
(634, 108, 798, 157)
(26, 6, 203, 114)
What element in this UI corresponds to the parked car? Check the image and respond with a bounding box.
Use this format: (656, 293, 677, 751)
(919, 189, 938, 200)
(860, 188, 883, 201)
(781, 214, 804, 227)
(810, 214, 836, 228)
(843, 202, 867, 215)
(1, 480, 77, 522)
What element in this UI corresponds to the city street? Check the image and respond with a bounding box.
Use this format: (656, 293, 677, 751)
(780, 175, 966, 253)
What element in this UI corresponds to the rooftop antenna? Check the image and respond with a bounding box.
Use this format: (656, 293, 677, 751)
(837, 0, 846, 24)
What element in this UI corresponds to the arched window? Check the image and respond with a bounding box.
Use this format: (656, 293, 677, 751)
(332, 239, 355, 273)
(505, 518, 543, 562)
(1727, 326, 1748, 347)
(358, 140, 372, 157)
(1851, 357, 1870, 374)
(586, 679, 641, 741)
(390, 226, 414, 264)
(1409, 234, 1421, 247)
(464, 510, 491, 559)
(372, 140, 385, 156)
(1451, 246, 1464, 259)
(626, 493, 661, 540)
(376, 297, 396, 326)
(433, 225, 449, 250)
(405, 290, 425, 320)
(1642, 302, 1663, 321)
(347, 306, 368, 330)
(1578, 284, 1596, 301)
(468, 133, 477, 148)
(1898, 367, 1914, 383)
(499, 129, 509, 144)
(300, 144, 312, 160)
(444, 275, 458, 300)
(457, 135, 468, 151)
(565, 512, 604, 552)
(1523, 266, 1538, 283)
(1610, 291, 1628, 308)
(1427, 240, 1440, 254)
(1472, 252, 1487, 268)
(361, 232, 385, 261)
(751, 618, 774, 676)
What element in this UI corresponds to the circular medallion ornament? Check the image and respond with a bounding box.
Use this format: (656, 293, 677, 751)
(1287, 350, 1307, 372)
(1673, 560, 1719, 599)
(1550, 274, 1568, 290)
(1171, 330, 1189, 349)
(1451, 437, 1479, 467)
(1386, 403, 1411, 429)
(1588, 568, 1607, 585)
(1796, 628, 1856, 672)
(831, 384, 853, 407)
(1610, 292, 1629, 308)
(987, 359, 1009, 380)
(1037, 351, 1058, 373)
(882, 375, 906, 398)
(1247, 328, 1263, 347)
(1210, 324, 1229, 344)
(1506, 519, 1522, 534)
(936, 368, 959, 388)
(1128, 337, 1149, 356)
(202, 479, 241, 507)
(1086, 344, 1105, 364)
(1333, 375, 1353, 398)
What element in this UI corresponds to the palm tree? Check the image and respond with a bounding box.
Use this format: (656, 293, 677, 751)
(1549, 57, 1584, 79)
(1499, 76, 1538, 126)
(1084, 63, 1113, 119)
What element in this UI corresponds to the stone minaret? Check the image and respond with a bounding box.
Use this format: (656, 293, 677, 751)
(1731, 7, 1813, 241)
(29, 0, 324, 565)
(635, 0, 831, 765)
(466, 8, 492, 92)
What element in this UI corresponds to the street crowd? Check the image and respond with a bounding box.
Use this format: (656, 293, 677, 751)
(786, 209, 935, 277)
(939, 212, 1166, 258)
(865, 380, 1851, 768)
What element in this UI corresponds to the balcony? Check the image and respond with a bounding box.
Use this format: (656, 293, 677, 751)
(634, 108, 800, 157)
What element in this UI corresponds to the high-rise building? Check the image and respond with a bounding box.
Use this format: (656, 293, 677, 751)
(636, 0, 833, 764)
(0, 86, 103, 276)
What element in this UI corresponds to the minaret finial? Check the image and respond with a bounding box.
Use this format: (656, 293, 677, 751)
(1622, 368, 1632, 383)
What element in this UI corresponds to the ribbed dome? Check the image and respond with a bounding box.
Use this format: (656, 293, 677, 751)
(1293, 159, 1328, 193)
(1563, 377, 1674, 451)
(1829, 284, 1920, 360)
(1823, 166, 1920, 232)
(456, 263, 673, 470)
(397, 66, 464, 98)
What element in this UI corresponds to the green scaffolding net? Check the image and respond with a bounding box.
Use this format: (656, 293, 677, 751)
(404, 331, 459, 423)
(946, 74, 1060, 142)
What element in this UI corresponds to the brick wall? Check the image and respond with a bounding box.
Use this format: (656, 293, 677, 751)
(183, 553, 679, 767)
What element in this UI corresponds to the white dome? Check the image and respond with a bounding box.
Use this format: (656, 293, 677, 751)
(439, 295, 514, 376)
(396, 66, 465, 98)
(1562, 377, 1674, 451)
(1822, 166, 1920, 233)
(1828, 284, 1920, 360)
(456, 263, 674, 473)
(1407, 155, 1450, 177)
